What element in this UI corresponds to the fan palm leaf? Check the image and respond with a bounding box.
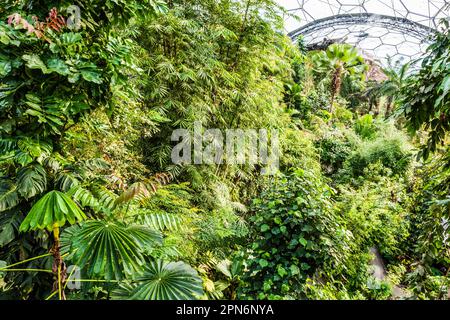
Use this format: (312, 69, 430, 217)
(112, 260, 204, 300)
(65, 220, 163, 280)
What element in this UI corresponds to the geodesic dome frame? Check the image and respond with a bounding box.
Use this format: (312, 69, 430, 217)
(280, 0, 450, 65)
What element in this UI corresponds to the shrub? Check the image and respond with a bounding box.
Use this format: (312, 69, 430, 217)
(238, 169, 347, 299)
(334, 105, 354, 126)
(281, 129, 321, 174)
(336, 163, 410, 258)
(297, 90, 330, 123)
(354, 114, 377, 140)
(316, 132, 353, 175)
(343, 136, 411, 178)
(316, 109, 332, 123)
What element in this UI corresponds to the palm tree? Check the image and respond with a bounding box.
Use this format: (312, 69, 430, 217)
(379, 59, 410, 118)
(312, 43, 368, 115)
(366, 58, 410, 118)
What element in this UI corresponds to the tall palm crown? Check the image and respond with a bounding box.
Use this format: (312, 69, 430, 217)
(312, 43, 368, 114)
(380, 60, 410, 116)
(367, 58, 410, 117)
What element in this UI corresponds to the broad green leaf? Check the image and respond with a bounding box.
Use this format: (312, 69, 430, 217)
(127, 225, 163, 247)
(77, 62, 102, 83)
(299, 237, 308, 247)
(112, 260, 204, 300)
(263, 281, 271, 292)
(277, 266, 287, 277)
(68, 72, 81, 83)
(216, 259, 232, 278)
(46, 58, 70, 76)
(259, 259, 268, 268)
(16, 164, 47, 200)
(14, 151, 33, 166)
(80, 69, 102, 83)
(0, 60, 11, 77)
(0, 223, 15, 247)
(440, 75, 450, 95)
(290, 265, 300, 276)
(0, 181, 19, 212)
(22, 54, 48, 73)
(65, 221, 161, 280)
(19, 190, 86, 232)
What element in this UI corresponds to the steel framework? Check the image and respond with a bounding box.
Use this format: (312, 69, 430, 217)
(281, 0, 449, 64)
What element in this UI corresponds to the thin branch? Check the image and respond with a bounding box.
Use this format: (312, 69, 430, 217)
(0, 268, 53, 273)
(0, 253, 52, 270)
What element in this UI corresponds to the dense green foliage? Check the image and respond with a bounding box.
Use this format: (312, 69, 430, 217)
(0, 0, 448, 301)
(239, 169, 340, 299)
(402, 20, 450, 159)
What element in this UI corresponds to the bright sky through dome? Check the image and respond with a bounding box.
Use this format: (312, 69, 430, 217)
(275, 0, 449, 64)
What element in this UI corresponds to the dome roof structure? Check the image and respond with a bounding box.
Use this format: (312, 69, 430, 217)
(278, 0, 449, 65)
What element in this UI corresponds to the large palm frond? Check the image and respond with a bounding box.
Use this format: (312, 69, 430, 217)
(111, 260, 204, 300)
(62, 220, 163, 280)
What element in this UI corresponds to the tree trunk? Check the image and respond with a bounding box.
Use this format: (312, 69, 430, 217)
(385, 96, 394, 118)
(330, 66, 343, 118)
(375, 99, 381, 117)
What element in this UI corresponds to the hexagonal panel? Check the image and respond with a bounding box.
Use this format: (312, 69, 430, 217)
(279, 0, 449, 65)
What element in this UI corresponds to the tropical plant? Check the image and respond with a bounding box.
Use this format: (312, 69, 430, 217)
(343, 136, 411, 179)
(377, 59, 410, 117)
(401, 20, 450, 160)
(364, 57, 410, 118)
(354, 114, 377, 140)
(18, 190, 86, 299)
(0, 0, 184, 300)
(238, 169, 348, 300)
(405, 152, 450, 298)
(61, 221, 162, 280)
(0, 0, 448, 303)
(112, 260, 204, 300)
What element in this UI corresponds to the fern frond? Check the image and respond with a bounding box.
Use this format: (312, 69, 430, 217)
(67, 185, 100, 211)
(91, 186, 118, 211)
(115, 172, 173, 206)
(143, 212, 182, 231)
